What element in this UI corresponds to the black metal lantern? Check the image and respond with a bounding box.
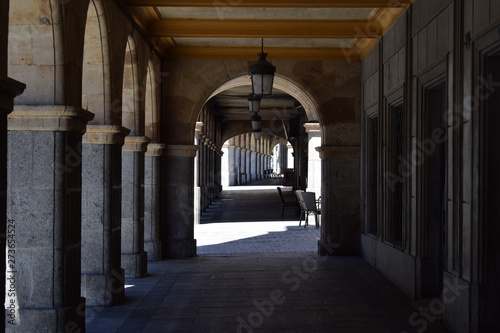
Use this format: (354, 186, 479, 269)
(249, 39, 276, 96)
(253, 130, 262, 140)
(248, 94, 261, 113)
(251, 112, 262, 131)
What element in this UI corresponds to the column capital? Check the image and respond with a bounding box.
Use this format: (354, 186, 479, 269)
(316, 146, 360, 159)
(8, 105, 95, 134)
(304, 122, 321, 133)
(195, 121, 204, 132)
(83, 125, 131, 145)
(0, 76, 25, 113)
(146, 143, 166, 157)
(164, 144, 199, 158)
(123, 136, 151, 152)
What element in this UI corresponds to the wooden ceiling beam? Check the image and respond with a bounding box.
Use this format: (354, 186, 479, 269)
(122, 0, 413, 8)
(162, 46, 359, 61)
(148, 19, 382, 38)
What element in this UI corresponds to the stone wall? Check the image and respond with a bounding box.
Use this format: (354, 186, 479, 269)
(360, 0, 500, 331)
(161, 59, 360, 146)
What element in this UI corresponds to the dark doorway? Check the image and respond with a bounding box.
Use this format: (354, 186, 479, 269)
(482, 52, 500, 331)
(422, 82, 447, 298)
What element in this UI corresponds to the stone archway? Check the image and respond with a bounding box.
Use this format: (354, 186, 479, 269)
(208, 74, 321, 126)
(204, 73, 323, 191)
(161, 59, 361, 259)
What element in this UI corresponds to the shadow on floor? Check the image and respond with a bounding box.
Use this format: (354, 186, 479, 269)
(201, 185, 302, 223)
(86, 255, 448, 333)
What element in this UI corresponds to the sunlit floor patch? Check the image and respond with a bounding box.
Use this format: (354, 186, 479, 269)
(195, 221, 320, 255)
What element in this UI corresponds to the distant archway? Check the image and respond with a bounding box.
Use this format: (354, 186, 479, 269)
(208, 74, 321, 123)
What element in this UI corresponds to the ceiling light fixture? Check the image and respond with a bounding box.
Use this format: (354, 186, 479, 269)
(248, 94, 261, 113)
(251, 112, 262, 131)
(251, 112, 262, 140)
(249, 39, 276, 97)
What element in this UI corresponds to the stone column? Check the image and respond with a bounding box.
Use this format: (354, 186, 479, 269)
(241, 148, 247, 184)
(209, 144, 215, 201)
(246, 134, 252, 182)
(317, 146, 360, 256)
(194, 122, 203, 223)
(228, 144, 236, 186)
(199, 139, 205, 211)
(246, 149, 252, 182)
(81, 125, 130, 306)
(7, 106, 93, 331)
(144, 143, 164, 261)
(235, 147, 241, 185)
(215, 149, 222, 193)
(255, 152, 260, 180)
(203, 140, 210, 209)
(259, 153, 265, 179)
(0, 75, 24, 330)
(240, 136, 245, 184)
(162, 145, 199, 258)
(121, 136, 151, 278)
(305, 123, 322, 194)
(251, 151, 258, 181)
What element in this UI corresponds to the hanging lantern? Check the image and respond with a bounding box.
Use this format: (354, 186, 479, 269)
(248, 94, 261, 113)
(249, 39, 276, 96)
(251, 112, 262, 131)
(253, 130, 262, 140)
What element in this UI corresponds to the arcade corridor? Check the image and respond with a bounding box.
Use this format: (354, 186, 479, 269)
(1, 0, 500, 332)
(87, 182, 446, 333)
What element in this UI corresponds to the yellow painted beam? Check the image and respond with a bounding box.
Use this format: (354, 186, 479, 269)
(149, 18, 382, 38)
(122, 0, 414, 8)
(162, 46, 360, 61)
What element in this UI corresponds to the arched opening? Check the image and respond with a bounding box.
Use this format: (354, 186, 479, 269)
(81, 0, 111, 124)
(122, 34, 141, 135)
(193, 75, 322, 256)
(145, 60, 160, 142)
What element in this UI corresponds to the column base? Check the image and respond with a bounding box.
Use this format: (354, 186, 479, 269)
(317, 240, 360, 256)
(145, 240, 162, 261)
(122, 252, 148, 278)
(81, 270, 125, 306)
(164, 239, 197, 259)
(6, 297, 86, 332)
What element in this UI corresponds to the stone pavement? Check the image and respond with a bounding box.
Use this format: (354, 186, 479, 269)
(196, 183, 320, 256)
(86, 183, 448, 332)
(86, 255, 448, 333)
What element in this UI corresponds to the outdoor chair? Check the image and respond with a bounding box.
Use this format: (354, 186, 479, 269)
(296, 191, 320, 228)
(277, 187, 299, 217)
